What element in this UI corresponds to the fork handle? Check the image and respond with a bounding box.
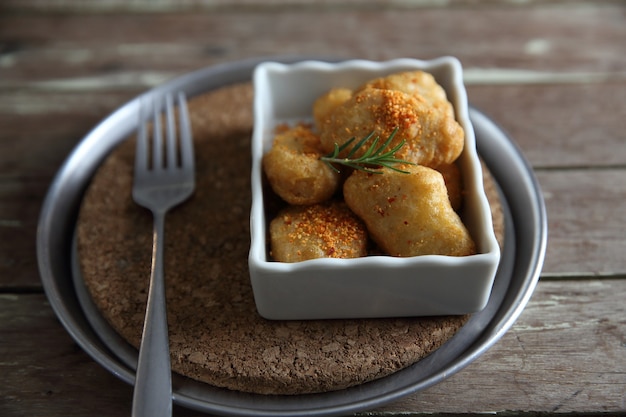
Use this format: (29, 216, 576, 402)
(132, 211, 172, 417)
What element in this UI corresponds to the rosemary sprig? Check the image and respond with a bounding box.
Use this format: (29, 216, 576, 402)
(320, 127, 414, 174)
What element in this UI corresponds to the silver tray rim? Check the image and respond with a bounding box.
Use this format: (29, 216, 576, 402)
(37, 56, 547, 417)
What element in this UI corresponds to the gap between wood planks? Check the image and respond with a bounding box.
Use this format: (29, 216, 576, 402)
(541, 272, 626, 281)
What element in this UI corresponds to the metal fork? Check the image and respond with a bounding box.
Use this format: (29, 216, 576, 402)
(131, 92, 195, 417)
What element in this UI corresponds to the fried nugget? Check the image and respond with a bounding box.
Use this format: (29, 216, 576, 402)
(317, 87, 464, 168)
(269, 201, 368, 262)
(358, 70, 455, 117)
(313, 87, 353, 128)
(343, 165, 476, 257)
(263, 125, 340, 205)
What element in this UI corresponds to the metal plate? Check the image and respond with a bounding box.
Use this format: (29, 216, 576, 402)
(37, 57, 547, 417)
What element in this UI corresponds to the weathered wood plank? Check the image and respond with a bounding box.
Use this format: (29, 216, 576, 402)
(0, 0, 620, 14)
(0, 90, 141, 289)
(0, 177, 48, 290)
(1, 280, 624, 416)
(1, 5, 625, 85)
(467, 82, 626, 169)
(538, 169, 626, 277)
(0, 91, 138, 174)
(0, 293, 209, 417)
(371, 279, 626, 415)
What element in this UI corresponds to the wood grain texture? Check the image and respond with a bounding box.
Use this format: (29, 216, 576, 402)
(374, 280, 626, 415)
(539, 170, 626, 276)
(1, 280, 624, 416)
(0, 293, 135, 417)
(0, 90, 139, 288)
(467, 83, 626, 169)
(1, 5, 625, 86)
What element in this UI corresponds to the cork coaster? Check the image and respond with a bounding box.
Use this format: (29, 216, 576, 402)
(76, 83, 505, 395)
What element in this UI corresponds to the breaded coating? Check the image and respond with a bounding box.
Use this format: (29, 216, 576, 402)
(317, 87, 464, 168)
(269, 201, 369, 262)
(358, 71, 455, 117)
(313, 87, 353, 128)
(343, 165, 476, 257)
(263, 125, 340, 205)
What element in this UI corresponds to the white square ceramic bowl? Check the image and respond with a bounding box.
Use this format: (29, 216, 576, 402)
(249, 58, 501, 320)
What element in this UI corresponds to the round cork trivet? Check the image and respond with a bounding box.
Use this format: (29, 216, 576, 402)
(76, 83, 505, 395)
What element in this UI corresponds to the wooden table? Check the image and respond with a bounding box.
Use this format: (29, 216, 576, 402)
(1, 1, 625, 416)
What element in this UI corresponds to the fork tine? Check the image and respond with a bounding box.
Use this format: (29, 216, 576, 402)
(164, 93, 177, 169)
(152, 96, 163, 171)
(135, 97, 150, 177)
(176, 92, 194, 172)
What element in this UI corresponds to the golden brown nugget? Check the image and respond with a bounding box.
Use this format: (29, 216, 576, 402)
(358, 71, 455, 117)
(343, 165, 476, 257)
(263, 125, 340, 205)
(269, 201, 368, 262)
(312, 87, 353, 128)
(318, 87, 464, 168)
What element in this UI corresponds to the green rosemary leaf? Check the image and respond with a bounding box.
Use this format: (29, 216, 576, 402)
(371, 127, 399, 157)
(320, 127, 414, 174)
(346, 131, 375, 159)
